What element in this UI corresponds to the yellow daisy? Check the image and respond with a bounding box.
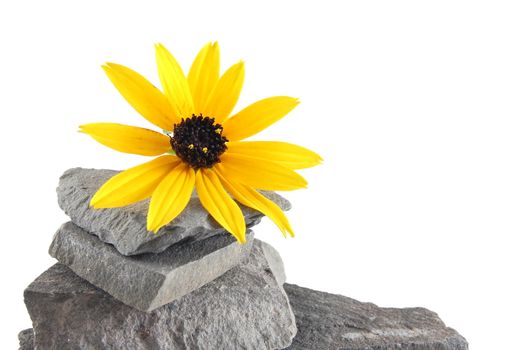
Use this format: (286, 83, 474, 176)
(80, 42, 321, 243)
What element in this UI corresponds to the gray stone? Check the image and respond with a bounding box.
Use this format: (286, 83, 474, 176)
(25, 241, 296, 350)
(260, 240, 286, 286)
(17, 329, 33, 350)
(19, 283, 468, 350)
(49, 222, 254, 312)
(57, 167, 291, 256)
(284, 284, 469, 350)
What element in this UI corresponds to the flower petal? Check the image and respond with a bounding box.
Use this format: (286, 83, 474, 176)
(155, 43, 194, 121)
(187, 42, 220, 113)
(102, 63, 176, 131)
(90, 155, 179, 208)
(147, 163, 195, 233)
(202, 61, 244, 123)
(195, 168, 246, 243)
(219, 153, 307, 191)
(79, 123, 172, 156)
(227, 141, 322, 169)
(216, 169, 294, 237)
(222, 96, 299, 141)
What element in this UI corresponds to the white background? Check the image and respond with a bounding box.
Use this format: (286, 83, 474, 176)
(1, 1, 525, 349)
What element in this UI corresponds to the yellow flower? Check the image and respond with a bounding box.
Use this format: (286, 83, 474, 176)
(80, 42, 321, 243)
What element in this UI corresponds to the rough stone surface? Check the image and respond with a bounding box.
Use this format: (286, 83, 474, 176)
(19, 283, 468, 350)
(260, 240, 286, 286)
(17, 329, 33, 350)
(25, 241, 296, 350)
(57, 167, 291, 256)
(284, 284, 469, 350)
(49, 222, 254, 311)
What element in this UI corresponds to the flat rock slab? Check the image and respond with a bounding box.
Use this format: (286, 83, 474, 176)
(57, 167, 291, 256)
(49, 222, 254, 311)
(19, 282, 468, 350)
(284, 283, 468, 350)
(25, 241, 296, 350)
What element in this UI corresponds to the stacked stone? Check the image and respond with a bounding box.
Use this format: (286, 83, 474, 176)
(19, 168, 469, 350)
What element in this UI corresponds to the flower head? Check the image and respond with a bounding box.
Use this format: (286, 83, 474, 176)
(80, 42, 321, 243)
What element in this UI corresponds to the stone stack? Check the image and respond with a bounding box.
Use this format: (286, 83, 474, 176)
(19, 168, 469, 350)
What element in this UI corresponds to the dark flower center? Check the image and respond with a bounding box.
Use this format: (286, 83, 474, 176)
(170, 114, 228, 169)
